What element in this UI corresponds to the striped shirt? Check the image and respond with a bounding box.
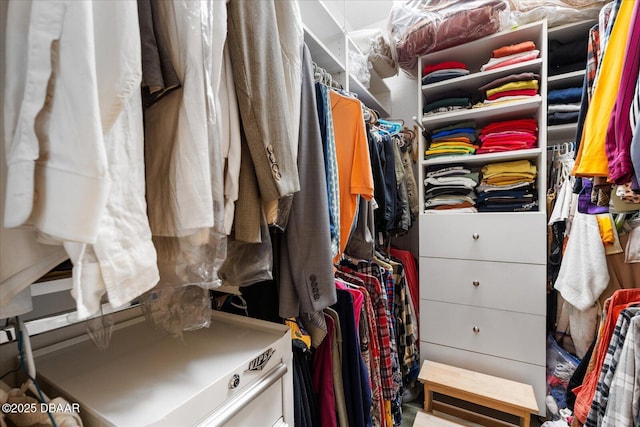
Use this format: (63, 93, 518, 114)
(585, 307, 640, 426)
(631, 70, 640, 136)
(602, 314, 640, 426)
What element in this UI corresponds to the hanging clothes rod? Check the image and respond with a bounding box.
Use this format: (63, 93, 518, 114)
(412, 116, 425, 130)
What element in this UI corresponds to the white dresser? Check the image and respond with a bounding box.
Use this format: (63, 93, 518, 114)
(33, 311, 293, 427)
(416, 21, 549, 415)
(418, 212, 547, 413)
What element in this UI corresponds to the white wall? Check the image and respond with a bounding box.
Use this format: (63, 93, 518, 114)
(385, 72, 420, 254)
(342, 5, 421, 254)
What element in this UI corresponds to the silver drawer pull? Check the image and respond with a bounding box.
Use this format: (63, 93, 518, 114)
(472, 233, 480, 240)
(472, 281, 480, 287)
(473, 326, 480, 333)
(202, 363, 288, 427)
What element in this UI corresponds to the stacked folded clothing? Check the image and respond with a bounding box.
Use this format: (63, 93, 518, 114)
(476, 159, 538, 212)
(478, 71, 540, 102)
(422, 61, 469, 85)
(476, 118, 538, 154)
(472, 71, 541, 109)
(547, 86, 583, 125)
(423, 96, 471, 116)
(425, 121, 478, 159)
(481, 41, 540, 71)
(424, 164, 479, 212)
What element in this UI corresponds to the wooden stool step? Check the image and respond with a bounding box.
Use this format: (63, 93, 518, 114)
(413, 410, 467, 427)
(418, 360, 539, 427)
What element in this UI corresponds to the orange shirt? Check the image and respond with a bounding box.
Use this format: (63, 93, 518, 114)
(329, 91, 374, 261)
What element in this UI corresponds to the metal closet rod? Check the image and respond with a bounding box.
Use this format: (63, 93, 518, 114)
(1, 299, 138, 345)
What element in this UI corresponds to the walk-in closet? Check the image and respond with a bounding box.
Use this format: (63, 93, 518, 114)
(1, 1, 638, 427)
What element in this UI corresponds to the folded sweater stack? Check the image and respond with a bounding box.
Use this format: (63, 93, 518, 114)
(481, 41, 540, 72)
(423, 97, 472, 116)
(425, 121, 478, 159)
(422, 61, 469, 85)
(477, 159, 538, 212)
(477, 71, 541, 106)
(424, 164, 479, 213)
(477, 118, 538, 154)
(547, 86, 583, 125)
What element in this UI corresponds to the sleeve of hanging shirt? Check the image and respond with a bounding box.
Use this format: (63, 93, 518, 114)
(4, 0, 109, 243)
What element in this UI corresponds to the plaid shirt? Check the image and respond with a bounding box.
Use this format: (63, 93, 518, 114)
(602, 314, 640, 426)
(586, 307, 640, 427)
(392, 260, 420, 386)
(338, 266, 396, 400)
(336, 271, 385, 427)
(357, 261, 403, 426)
(586, 24, 600, 102)
(380, 267, 403, 426)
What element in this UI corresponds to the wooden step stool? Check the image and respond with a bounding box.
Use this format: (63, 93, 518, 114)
(416, 360, 539, 427)
(413, 410, 473, 426)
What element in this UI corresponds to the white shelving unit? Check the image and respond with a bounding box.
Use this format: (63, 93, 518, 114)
(416, 20, 549, 415)
(299, 0, 392, 117)
(418, 21, 549, 210)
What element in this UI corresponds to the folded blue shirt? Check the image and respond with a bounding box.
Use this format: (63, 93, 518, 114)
(547, 87, 582, 104)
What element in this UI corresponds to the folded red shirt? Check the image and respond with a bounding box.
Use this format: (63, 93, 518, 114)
(423, 61, 467, 76)
(480, 119, 538, 135)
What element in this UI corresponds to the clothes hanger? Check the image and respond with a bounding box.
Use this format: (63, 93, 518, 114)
(376, 118, 403, 136)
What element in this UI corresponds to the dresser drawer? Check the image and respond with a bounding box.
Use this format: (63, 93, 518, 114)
(34, 312, 293, 427)
(420, 300, 545, 365)
(419, 257, 546, 315)
(420, 342, 546, 416)
(418, 212, 547, 264)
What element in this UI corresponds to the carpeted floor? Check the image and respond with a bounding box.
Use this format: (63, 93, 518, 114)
(401, 400, 422, 427)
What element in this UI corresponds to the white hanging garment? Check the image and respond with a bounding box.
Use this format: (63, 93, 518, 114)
(554, 211, 610, 311)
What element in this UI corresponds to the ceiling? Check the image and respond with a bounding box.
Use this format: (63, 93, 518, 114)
(323, 0, 395, 31)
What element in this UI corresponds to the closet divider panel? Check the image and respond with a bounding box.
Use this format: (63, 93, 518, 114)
(416, 20, 549, 416)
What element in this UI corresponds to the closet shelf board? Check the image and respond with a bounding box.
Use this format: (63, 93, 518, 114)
(421, 58, 544, 98)
(421, 148, 542, 167)
(298, 0, 344, 42)
(421, 96, 542, 130)
(349, 75, 389, 117)
(547, 69, 584, 85)
(304, 26, 345, 75)
(548, 19, 599, 41)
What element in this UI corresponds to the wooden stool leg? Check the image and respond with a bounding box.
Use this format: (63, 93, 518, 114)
(424, 385, 433, 413)
(520, 412, 530, 427)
